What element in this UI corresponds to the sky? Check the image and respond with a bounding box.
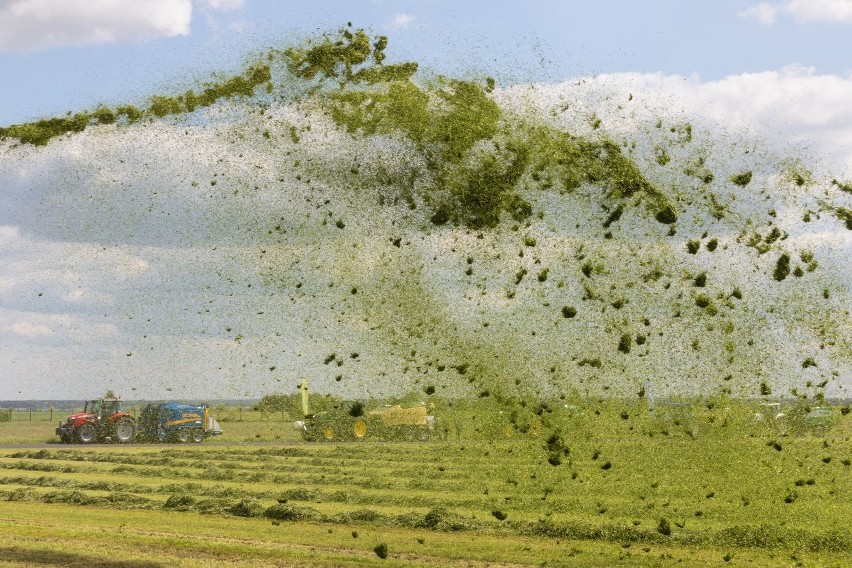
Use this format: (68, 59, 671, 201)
(1, 0, 852, 125)
(1, 0, 852, 400)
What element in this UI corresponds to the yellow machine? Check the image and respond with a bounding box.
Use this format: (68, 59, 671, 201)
(293, 380, 434, 441)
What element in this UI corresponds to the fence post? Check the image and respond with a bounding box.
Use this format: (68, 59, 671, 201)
(29, 408, 32, 421)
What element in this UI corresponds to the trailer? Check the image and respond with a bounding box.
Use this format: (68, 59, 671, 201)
(137, 403, 223, 443)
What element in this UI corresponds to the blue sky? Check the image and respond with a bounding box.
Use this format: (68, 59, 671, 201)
(2, 0, 852, 125)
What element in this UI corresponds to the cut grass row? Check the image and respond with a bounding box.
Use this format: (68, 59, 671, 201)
(2, 439, 852, 551)
(2, 402, 851, 565)
(6, 499, 811, 567)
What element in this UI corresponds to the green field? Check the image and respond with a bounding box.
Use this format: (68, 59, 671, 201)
(1, 401, 851, 566)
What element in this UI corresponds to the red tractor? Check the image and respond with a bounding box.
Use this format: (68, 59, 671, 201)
(56, 398, 136, 444)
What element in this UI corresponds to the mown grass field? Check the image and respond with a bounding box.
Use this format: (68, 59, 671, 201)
(1, 401, 851, 566)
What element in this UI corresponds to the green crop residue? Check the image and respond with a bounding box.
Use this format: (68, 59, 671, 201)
(284, 27, 665, 229)
(617, 333, 632, 354)
(685, 157, 714, 184)
(654, 204, 677, 224)
(782, 161, 812, 188)
(145, 64, 271, 118)
(773, 253, 791, 282)
(672, 122, 692, 143)
(0, 64, 270, 146)
(833, 207, 852, 230)
(116, 105, 143, 123)
(531, 130, 656, 200)
(91, 106, 117, 125)
(327, 76, 523, 228)
(0, 113, 91, 146)
(730, 171, 753, 186)
(283, 27, 376, 83)
(7, 26, 852, 453)
(2, 26, 666, 231)
(831, 178, 852, 194)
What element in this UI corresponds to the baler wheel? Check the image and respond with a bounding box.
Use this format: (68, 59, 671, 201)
(191, 429, 204, 443)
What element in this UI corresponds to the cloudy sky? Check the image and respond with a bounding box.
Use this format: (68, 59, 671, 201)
(1, 0, 851, 168)
(0, 1, 851, 121)
(1, 0, 852, 400)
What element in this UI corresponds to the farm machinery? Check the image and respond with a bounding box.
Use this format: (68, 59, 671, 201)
(56, 398, 222, 444)
(56, 398, 136, 444)
(292, 381, 435, 441)
(136, 403, 223, 443)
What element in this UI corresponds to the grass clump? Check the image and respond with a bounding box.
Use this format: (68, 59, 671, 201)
(655, 204, 677, 224)
(833, 207, 852, 230)
(374, 543, 389, 559)
(561, 306, 577, 318)
(229, 498, 264, 517)
(773, 253, 790, 281)
(264, 504, 320, 521)
(831, 178, 852, 194)
(730, 171, 753, 186)
(162, 494, 196, 511)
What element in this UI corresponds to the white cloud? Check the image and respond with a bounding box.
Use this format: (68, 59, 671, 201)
(740, 0, 852, 24)
(787, 0, 852, 22)
(389, 13, 414, 29)
(11, 321, 53, 337)
(738, 2, 779, 24)
(500, 65, 852, 175)
(200, 0, 245, 10)
(673, 66, 852, 170)
(0, 0, 192, 53)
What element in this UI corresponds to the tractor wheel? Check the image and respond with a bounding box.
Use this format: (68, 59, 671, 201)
(114, 418, 136, 443)
(353, 420, 368, 439)
(77, 423, 97, 444)
(191, 429, 204, 443)
(176, 429, 190, 443)
(322, 425, 335, 440)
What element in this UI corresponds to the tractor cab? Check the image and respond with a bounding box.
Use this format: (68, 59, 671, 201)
(101, 398, 121, 418)
(83, 398, 121, 420)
